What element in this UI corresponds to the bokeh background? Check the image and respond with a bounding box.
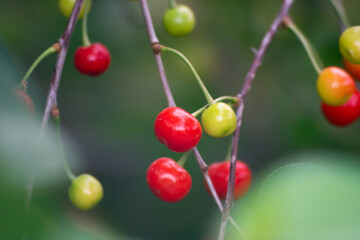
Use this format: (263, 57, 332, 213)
(1, 0, 360, 239)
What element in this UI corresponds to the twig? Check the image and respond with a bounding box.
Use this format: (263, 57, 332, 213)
(41, 0, 86, 133)
(220, 0, 295, 239)
(139, 0, 175, 107)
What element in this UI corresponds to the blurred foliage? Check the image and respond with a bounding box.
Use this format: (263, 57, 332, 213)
(229, 152, 360, 240)
(1, 0, 360, 239)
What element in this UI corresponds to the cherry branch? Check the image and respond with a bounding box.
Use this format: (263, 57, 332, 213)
(138, 0, 242, 234)
(220, 0, 295, 239)
(41, 0, 85, 133)
(139, 0, 175, 107)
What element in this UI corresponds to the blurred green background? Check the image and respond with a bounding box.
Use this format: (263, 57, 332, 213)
(1, 0, 360, 239)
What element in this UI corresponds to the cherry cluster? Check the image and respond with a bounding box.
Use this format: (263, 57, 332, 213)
(145, 1, 252, 203)
(317, 26, 360, 127)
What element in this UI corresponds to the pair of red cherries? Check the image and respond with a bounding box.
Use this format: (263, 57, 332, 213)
(147, 157, 251, 202)
(146, 107, 252, 202)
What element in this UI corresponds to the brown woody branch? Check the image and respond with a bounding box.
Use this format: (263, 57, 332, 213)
(219, 0, 295, 239)
(41, 0, 85, 133)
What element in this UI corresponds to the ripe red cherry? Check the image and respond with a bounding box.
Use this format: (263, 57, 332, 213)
(206, 160, 251, 200)
(321, 89, 360, 127)
(74, 43, 111, 76)
(343, 59, 360, 80)
(154, 107, 202, 153)
(146, 157, 192, 202)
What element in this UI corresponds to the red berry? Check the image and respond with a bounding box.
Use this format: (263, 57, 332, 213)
(146, 157, 192, 202)
(206, 160, 251, 200)
(154, 107, 202, 153)
(321, 90, 360, 127)
(74, 43, 111, 76)
(343, 59, 360, 80)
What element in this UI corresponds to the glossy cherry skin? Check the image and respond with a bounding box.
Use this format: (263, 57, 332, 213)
(339, 26, 360, 64)
(321, 90, 360, 127)
(69, 174, 103, 210)
(74, 43, 111, 76)
(343, 59, 360, 80)
(58, 0, 91, 19)
(146, 157, 192, 202)
(206, 160, 251, 200)
(154, 107, 202, 153)
(163, 5, 195, 37)
(316, 67, 356, 106)
(201, 102, 237, 138)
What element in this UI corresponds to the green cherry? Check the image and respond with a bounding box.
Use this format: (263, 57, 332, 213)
(163, 5, 195, 37)
(201, 102, 237, 138)
(58, 0, 91, 19)
(69, 174, 103, 210)
(339, 26, 360, 64)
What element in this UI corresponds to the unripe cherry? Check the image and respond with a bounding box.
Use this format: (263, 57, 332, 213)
(69, 174, 103, 210)
(201, 102, 237, 138)
(58, 0, 91, 19)
(163, 5, 195, 37)
(339, 26, 360, 64)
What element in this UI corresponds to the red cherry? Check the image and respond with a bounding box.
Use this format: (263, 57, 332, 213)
(321, 89, 360, 126)
(74, 43, 111, 76)
(154, 107, 202, 153)
(146, 157, 192, 202)
(206, 160, 251, 200)
(343, 59, 360, 80)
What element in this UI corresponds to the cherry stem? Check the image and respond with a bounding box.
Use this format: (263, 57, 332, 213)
(168, 0, 177, 9)
(219, 1, 295, 239)
(41, 0, 85, 133)
(177, 151, 191, 167)
(192, 96, 240, 117)
(19, 46, 57, 92)
(54, 116, 76, 181)
(329, 0, 350, 32)
(283, 16, 324, 75)
(161, 46, 215, 105)
(82, 0, 91, 47)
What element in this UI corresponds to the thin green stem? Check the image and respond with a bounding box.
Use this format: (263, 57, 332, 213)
(283, 17, 324, 75)
(168, 0, 177, 9)
(54, 117, 76, 181)
(177, 151, 191, 167)
(192, 96, 240, 117)
(19, 46, 57, 91)
(82, 0, 91, 46)
(161, 46, 215, 105)
(329, 0, 350, 31)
